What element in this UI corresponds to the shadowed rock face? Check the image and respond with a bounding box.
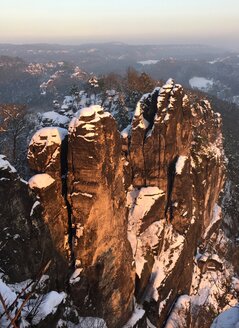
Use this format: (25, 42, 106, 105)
(67, 106, 134, 328)
(0, 155, 41, 282)
(126, 80, 225, 327)
(0, 155, 66, 287)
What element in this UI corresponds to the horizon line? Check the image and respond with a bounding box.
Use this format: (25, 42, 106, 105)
(0, 41, 228, 48)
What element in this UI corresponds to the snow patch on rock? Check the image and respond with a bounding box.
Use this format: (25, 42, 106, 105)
(0, 155, 17, 173)
(68, 105, 111, 135)
(189, 77, 214, 91)
(41, 111, 70, 126)
(29, 174, 55, 189)
(123, 302, 145, 327)
(32, 291, 66, 325)
(29, 127, 68, 147)
(211, 304, 239, 328)
(175, 156, 187, 175)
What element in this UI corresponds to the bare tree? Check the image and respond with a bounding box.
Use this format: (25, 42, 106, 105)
(0, 260, 51, 328)
(0, 103, 37, 178)
(0, 104, 27, 162)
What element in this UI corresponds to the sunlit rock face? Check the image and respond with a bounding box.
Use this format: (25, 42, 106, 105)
(27, 127, 70, 284)
(25, 108, 135, 327)
(28, 127, 68, 188)
(67, 105, 134, 328)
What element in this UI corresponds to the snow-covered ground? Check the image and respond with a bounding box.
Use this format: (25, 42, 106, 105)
(41, 111, 70, 126)
(138, 60, 160, 65)
(0, 276, 107, 328)
(189, 77, 214, 91)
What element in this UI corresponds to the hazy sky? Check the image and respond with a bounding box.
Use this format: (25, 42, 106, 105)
(0, 0, 238, 49)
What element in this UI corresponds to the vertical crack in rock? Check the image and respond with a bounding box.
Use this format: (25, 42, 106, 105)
(130, 87, 161, 187)
(165, 156, 178, 222)
(61, 155, 75, 267)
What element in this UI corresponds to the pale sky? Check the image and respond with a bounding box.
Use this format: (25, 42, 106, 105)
(0, 0, 239, 49)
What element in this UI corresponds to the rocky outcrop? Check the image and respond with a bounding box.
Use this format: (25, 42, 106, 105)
(0, 79, 228, 328)
(0, 155, 60, 285)
(27, 127, 70, 284)
(125, 80, 225, 327)
(129, 79, 224, 231)
(67, 106, 134, 327)
(0, 155, 39, 281)
(25, 84, 226, 328)
(28, 127, 68, 188)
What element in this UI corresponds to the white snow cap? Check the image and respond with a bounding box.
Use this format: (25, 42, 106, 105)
(68, 105, 111, 133)
(79, 105, 103, 117)
(162, 78, 175, 90)
(165, 78, 175, 86)
(133, 98, 150, 130)
(0, 155, 17, 173)
(29, 127, 68, 147)
(29, 174, 55, 189)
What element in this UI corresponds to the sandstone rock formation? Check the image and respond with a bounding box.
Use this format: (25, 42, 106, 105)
(122, 79, 225, 327)
(28, 127, 68, 188)
(0, 79, 230, 328)
(26, 107, 135, 328)
(27, 127, 70, 285)
(67, 106, 134, 327)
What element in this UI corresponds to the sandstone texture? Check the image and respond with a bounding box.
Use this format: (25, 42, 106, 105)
(0, 80, 231, 328)
(125, 80, 226, 327)
(67, 106, 134, 327)
(27, 127, 70, 285)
